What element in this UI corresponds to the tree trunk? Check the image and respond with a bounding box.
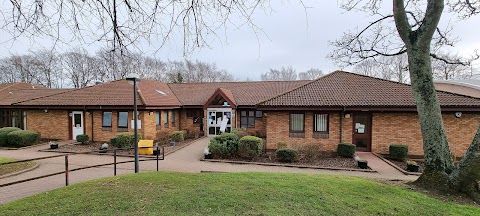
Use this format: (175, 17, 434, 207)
(449, 123, 480, 201)
(407, 47, 454, 186)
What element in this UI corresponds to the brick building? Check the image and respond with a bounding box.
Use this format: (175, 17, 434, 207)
(1, 71, 479, 157)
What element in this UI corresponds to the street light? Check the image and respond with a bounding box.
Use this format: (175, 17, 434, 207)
(126, 73, 140, 173)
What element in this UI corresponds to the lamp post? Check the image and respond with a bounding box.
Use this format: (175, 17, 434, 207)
(126, 73, 140, 173)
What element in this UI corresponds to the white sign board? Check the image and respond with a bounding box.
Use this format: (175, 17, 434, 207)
(219, 117, 229, 132)
(130, 120, 142, 129)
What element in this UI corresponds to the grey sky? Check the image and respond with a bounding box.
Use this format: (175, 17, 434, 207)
(0, 1, 479, 81)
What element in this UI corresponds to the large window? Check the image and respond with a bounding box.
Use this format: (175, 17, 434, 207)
(118, 111, 128, 131)
(155, 111, 160, 127)
(102, 112, 112, 130)
(240, 110, 255, 128)
(163, 111, 169, 128)
(0, 110, 26, 129)
(171, 111, 176, 126)
(289, 113, 304, 138)
(313, 113, 329, 138)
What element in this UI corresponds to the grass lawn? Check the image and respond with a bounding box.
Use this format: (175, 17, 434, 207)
(0, 172, 478, 215)
(0, 157, 36, 176)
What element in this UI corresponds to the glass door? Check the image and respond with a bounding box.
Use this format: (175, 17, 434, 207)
(352, 113, 372, 152)
(207, 108, 232, 136)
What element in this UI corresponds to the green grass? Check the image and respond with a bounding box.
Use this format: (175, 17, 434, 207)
(0, 157, 36, 176)
(0, 172, 478, 215)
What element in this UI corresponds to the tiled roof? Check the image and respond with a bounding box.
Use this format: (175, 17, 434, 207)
(16, 80, 181, 107)
(168, 80, 310, 106)
(258, 71, 480, 107)
(0, 83, 67, 105)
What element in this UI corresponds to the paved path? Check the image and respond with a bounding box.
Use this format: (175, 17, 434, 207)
(0, 138, 418, 204)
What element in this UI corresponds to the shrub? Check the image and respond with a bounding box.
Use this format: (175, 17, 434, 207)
(389, 145, 408, 161)
(6, 130, 40, 147)
(76, 134, 89, 144)
(277, 142, 288, 149)
(110, 132, 143, 148)
(208, 133, 240, 158)
(337, 143, 356, 157)
(171, 131, 185, 143)
(276, 148, 299, 162)
(156, 131, 170, 146)
(238, 136, 263, 159)
(208, 139, 230, 159)
(0, 127, 22, 146)
(298, 144, 322, 161)
(231, 128, 245, 135)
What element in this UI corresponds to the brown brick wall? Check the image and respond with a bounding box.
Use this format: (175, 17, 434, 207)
(265, 111, 341, 151)
(372, 112, 480, 157)
(27, 110, 69, 140)
(265, 111, 479, 157)
(179, 109, 202, 136)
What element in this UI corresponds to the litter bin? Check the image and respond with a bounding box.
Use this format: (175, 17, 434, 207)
(138, 140, 154, 155)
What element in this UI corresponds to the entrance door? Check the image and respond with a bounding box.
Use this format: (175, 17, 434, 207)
(352, 113, 372, 152)
(72, 111, 84, 140)
(207, 108, 232, 136)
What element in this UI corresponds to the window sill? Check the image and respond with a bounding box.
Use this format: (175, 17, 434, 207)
(117, 127, 128, 132)
(102, 127, 112, 131)
(313, 132, 329, 139)
(289, 132, 305, 138)
(156, 125, 161, 130)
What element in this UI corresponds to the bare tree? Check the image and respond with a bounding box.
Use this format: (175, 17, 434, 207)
(331, 0, 480, 199)
(261, 66, 298, 81)
(298, 68, 324, 80)
(1, 1, 266, 55)
(166, 60, 234, 83)
(353, 54, 409, 83)
(63, 49, 100, 88)
(432, 52, 479, 80)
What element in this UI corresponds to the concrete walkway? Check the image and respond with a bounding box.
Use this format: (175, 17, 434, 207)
(0, 138, 418, 204)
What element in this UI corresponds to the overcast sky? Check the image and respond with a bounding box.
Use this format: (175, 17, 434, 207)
(0, 1, 479, 81)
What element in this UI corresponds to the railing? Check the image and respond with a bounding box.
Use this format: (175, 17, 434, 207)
(0, 146, 165, 188)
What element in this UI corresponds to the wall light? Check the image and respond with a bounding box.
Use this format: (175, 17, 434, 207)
(344, 113, 350, 119)
(44, 109, 48, 113)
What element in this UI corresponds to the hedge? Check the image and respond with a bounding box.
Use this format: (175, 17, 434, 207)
(171, 131, 185, 143)
(76, 134, 89, 144)
(337, 143, 356, 157)
(238, 136, 263, 159)
(276, 148, 299, 162)
(208, 133, 239, 158)
(389, 145, 409, 161)
(6, 130, 40, 147)
(0, 127, 22, 146)
(110, 132, 143, 148)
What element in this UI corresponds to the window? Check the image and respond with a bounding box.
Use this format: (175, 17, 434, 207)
(118, 111, 128, 131)
(313, 113, 329, 138)
(0, 110, 25, 129)
(240, 110, 255, 128)
(155, 111, 160, 127)
(256, 111, 263, 118)
(186, 110, 193, 117)
(171, 111, 175, 126)
(289, 113, 304, 138)
(163, 111, 169, 127)
(102, 112, 112, 131)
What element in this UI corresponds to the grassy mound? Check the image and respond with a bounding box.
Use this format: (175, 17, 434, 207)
(0, 157, 36, 176)
(0, 172, 478, 215)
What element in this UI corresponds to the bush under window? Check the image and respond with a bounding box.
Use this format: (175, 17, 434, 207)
(276, 148, 299, 162)
(389, 145, 409, 161)
(238, 136, 263, 159)
(6, 130, 40, 147)
(171, 131, 185, 143)
(337, 143, 356, 157)
(0, 127, 22, 146)
(76, 134, 89, 144)
(110, 132, 143, 148)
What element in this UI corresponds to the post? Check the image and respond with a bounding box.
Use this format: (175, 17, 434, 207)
(156, 147, 159, 172)
(114, 149, 117, 176)
(65, 155, 69, 186)
(133, 79, 139, 173)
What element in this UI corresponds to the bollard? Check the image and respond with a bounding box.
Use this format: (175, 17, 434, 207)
(114, 149, 117, 176)
(65, 155, 69, 186)
(156, 147, 159, 172)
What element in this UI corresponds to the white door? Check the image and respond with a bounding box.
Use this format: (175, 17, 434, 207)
(72, 111, 84, 140)
(207, 108, 232, 136)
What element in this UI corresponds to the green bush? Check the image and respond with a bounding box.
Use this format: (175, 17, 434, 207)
(6, 130, 40, 147)
(231, 128, 245, 135)
(0, 127, 22, 146)
(156, 131, 170, 146)
(238, 136, 263, 159)
(110, 132, 143, 148)
(171, 131, 185, 143)
(389, 145, 409, 161)
(76, 134, 89, 144)
(337, 143, 356, 157)
(276, 148, 299, 162)
(208, 133, 240, 158)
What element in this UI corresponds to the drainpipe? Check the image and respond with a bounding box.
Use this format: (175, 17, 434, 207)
(339, 110, 343, 143)
(91, 110, 94, 142)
